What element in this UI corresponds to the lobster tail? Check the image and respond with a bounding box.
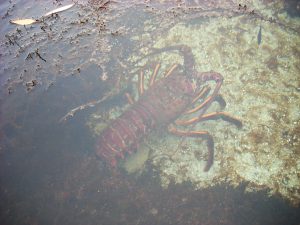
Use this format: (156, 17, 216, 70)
(96, 104, 156, 167)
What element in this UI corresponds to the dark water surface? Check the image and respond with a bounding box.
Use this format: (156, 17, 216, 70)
(1, 0, 300, 224)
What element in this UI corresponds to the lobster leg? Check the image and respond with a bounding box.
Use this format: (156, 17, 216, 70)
(177, 88, 226, 126)
(149, 63, 161, 86)
(164, 64, 178, 78)
(185, 93, 226, 115)
(149, 63, 178, 86)
(213, 95, 226, 109)
(191, 85, 211, 104)
(125, 92, 135, 104)
(195, 112, 242, 127)
(139, 63, 161, 96)
(168, 125, 214, 172)
(138, 70, 145, 96)
(196, 71, 223, 115)
(175, 110, 241, 127)
(139, 63, 178, 93)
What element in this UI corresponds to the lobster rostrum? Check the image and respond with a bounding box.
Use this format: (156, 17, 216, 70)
(96, 45, 242, 171)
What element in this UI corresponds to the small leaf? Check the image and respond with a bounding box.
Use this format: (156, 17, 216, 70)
(10, 18, 37, 25)
(44, 3, 75, 17)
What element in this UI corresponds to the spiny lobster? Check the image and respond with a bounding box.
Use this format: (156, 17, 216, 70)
(96, 45, 242, 171)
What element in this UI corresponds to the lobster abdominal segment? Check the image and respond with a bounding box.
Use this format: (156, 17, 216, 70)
(96, 104, 157, 167)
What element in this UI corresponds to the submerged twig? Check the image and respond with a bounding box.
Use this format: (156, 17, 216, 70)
(35, 48, 46, 62)
(5, 35, 23, 50)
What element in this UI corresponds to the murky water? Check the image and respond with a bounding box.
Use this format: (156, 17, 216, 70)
(1, 0, 300, 224)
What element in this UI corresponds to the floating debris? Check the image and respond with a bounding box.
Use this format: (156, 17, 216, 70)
(25, 80, 38, 91)
(44, 3, 74, 17)
(9, 3, 74, 26)
(10, 18, 37, 25)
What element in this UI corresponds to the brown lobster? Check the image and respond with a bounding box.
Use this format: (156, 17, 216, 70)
(96, 45, 242, 171)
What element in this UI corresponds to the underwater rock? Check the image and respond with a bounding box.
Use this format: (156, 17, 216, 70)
(122, 9, 300, 205)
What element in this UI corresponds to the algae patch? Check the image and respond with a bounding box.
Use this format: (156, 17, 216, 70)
(126, 12, 300, 205)
(87, 1, 300, 205)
